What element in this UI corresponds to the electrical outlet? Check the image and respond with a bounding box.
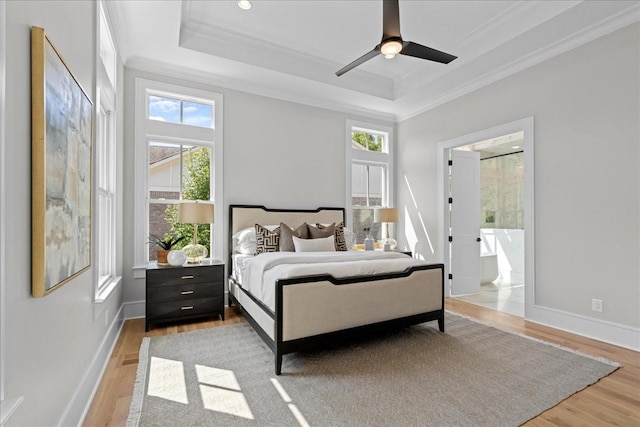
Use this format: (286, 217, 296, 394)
(592, 299, 603, 313)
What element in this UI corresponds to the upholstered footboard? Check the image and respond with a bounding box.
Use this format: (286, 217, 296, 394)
(231, 263, 445, 374)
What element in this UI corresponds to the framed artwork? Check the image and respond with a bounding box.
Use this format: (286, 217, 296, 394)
(31, 26, 92, 297)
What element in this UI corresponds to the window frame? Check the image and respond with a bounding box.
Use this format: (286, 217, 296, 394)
(133, 79, 223, 278)
(94, 2, 120, 303)
(345, 120, 394, 240)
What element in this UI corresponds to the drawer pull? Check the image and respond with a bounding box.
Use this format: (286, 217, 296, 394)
(181, 275, 195, 280)
(181, 306, 194, 311)
(181, 290, 194, 295)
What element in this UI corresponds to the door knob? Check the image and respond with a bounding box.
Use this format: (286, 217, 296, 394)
(476, 237, 481, 242)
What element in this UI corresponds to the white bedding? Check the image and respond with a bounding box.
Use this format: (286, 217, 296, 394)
(241, 251, 425, 311)
(231, 254, 254, 284)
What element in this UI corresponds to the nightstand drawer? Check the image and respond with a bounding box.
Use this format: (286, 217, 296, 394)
(146, 296, 223, 321)
(147, 281, 223, 304)
(146, 265, 223, 287)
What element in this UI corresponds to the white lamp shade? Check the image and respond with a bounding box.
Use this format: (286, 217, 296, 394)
(374, 207, 398, 223)
(178, 201, 214, 224)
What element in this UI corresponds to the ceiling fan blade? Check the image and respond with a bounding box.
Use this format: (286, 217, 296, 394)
(335, 47, 381, 76)
(382, 0, 401, 39)
(401, 41, 457, 64)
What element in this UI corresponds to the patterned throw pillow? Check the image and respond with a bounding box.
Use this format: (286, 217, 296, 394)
(313, 222, 348, 251)
(279, 222, 309, 252)
(255, 224, 280, 254)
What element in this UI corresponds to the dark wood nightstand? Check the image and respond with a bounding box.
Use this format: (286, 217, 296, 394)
(145, 259, 225, 332)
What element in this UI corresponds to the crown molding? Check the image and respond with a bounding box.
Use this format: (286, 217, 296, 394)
(125, 57, 397, 123)
(397, 2, 640, 122)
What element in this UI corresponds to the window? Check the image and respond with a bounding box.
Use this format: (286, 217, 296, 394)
(134, 79, 223, 277)
(147, 141, 212, 261)
(95, 2, 119, 302)
(346, 121, 393, 246)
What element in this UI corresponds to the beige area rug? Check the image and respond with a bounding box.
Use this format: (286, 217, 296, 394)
(127, 312, 618, 426)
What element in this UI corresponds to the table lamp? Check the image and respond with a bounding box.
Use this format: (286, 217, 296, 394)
(178, 201, 214, 264)
(374, 207, 398, 250)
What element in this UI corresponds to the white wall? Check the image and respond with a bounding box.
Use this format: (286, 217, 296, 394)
(397, 24, 639, 337)
(121, 67, 393, 305)
(3, 2, 125, 425)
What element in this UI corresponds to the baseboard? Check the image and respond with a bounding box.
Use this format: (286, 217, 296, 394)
(57, 305, 124, 427)
(527, 304, 640, 351)
(123, 300, 145, 320)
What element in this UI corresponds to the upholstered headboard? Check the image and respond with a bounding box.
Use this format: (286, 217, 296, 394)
(228, 205, 344, 235)
(228, 205, 345, 263)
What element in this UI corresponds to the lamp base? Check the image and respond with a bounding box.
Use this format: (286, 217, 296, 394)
(182, 243, 208, 264)
(383, 238, 397, 251)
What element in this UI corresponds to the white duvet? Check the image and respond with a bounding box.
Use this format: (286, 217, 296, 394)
(243, 251, 425, 311)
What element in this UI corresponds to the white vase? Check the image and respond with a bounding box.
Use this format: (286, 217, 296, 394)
(167, 250, 186, 266)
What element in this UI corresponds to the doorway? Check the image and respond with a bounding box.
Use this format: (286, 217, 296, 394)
(437, 117, 534, 318)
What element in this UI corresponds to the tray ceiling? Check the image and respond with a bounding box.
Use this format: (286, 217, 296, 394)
(108, 0, 639, 121)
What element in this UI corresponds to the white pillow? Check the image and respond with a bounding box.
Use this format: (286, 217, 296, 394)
(315, 223, 355, 250)
(293, 235, 336, 252)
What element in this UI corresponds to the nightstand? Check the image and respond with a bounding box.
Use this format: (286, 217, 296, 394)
(145, 259, 225, 332)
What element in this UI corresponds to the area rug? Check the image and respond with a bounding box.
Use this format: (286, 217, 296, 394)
(127, 312, 618, 426)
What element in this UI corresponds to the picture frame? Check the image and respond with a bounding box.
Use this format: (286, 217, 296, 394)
(31, 26, 92, 297)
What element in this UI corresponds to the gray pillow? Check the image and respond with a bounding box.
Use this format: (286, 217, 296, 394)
(279, 222, 309, 252)
(308, 223, 335, 239)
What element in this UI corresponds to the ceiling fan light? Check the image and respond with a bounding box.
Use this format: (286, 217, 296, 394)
(381, 40, 402, 56)
(237, 0, 252, 10)
(384, 54, 396, 59)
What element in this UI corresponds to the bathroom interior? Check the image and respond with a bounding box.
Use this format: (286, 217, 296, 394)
(453, 132, 525, 317)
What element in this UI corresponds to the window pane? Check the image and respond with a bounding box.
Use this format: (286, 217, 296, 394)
(352, 131, 368, 150)
(148, 201, 212, 262)
(352, 163, 384, 207)
(368, 133, 383, 152)
(351, 163, 368, 205)
(148, 95, 181, 123)
(368, 164, 384, 205)
(351, 130, 384, 152)
(148, 141, 182, 199)
(148, 201, 178, 261)
(182, 101, 213, 128)
(98, 193, 110, 278)
(351, 207, 382, 245)
(181, 146, 211, 201)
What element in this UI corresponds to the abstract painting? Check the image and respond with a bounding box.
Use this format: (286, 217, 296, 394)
(31, 27, 92, 297)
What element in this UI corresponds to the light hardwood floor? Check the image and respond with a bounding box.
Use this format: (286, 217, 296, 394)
(83, 300, 640, 426)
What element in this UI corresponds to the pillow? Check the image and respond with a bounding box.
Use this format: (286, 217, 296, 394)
(313, 222, 348, 251)
(308, 223, 334, 238)
(255, 224, 280, 254)
(232, 225, 278, 254)
(279, 222, 309, 252)
(293, 235, 336, 252)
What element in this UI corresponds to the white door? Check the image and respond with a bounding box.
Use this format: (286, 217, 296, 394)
(450, 149, 481, 295)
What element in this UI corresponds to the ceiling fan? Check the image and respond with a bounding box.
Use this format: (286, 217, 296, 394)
(335, 0, 457, 76)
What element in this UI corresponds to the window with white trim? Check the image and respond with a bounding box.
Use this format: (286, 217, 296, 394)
(95, 2, 119, 301)
(134, 79, 223, 275)
(346, 121, 393, 246)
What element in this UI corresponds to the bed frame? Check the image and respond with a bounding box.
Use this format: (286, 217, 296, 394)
(227, 204, 445, 375)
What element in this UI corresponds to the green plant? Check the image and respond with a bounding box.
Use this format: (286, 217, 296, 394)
(148, 234, 185, 250)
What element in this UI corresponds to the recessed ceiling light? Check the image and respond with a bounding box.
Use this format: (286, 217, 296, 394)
(238, 0, 252, 10)
(512, 145, 521, 149)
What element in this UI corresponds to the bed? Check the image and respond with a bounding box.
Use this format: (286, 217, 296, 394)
(227, 204, 445, 375)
